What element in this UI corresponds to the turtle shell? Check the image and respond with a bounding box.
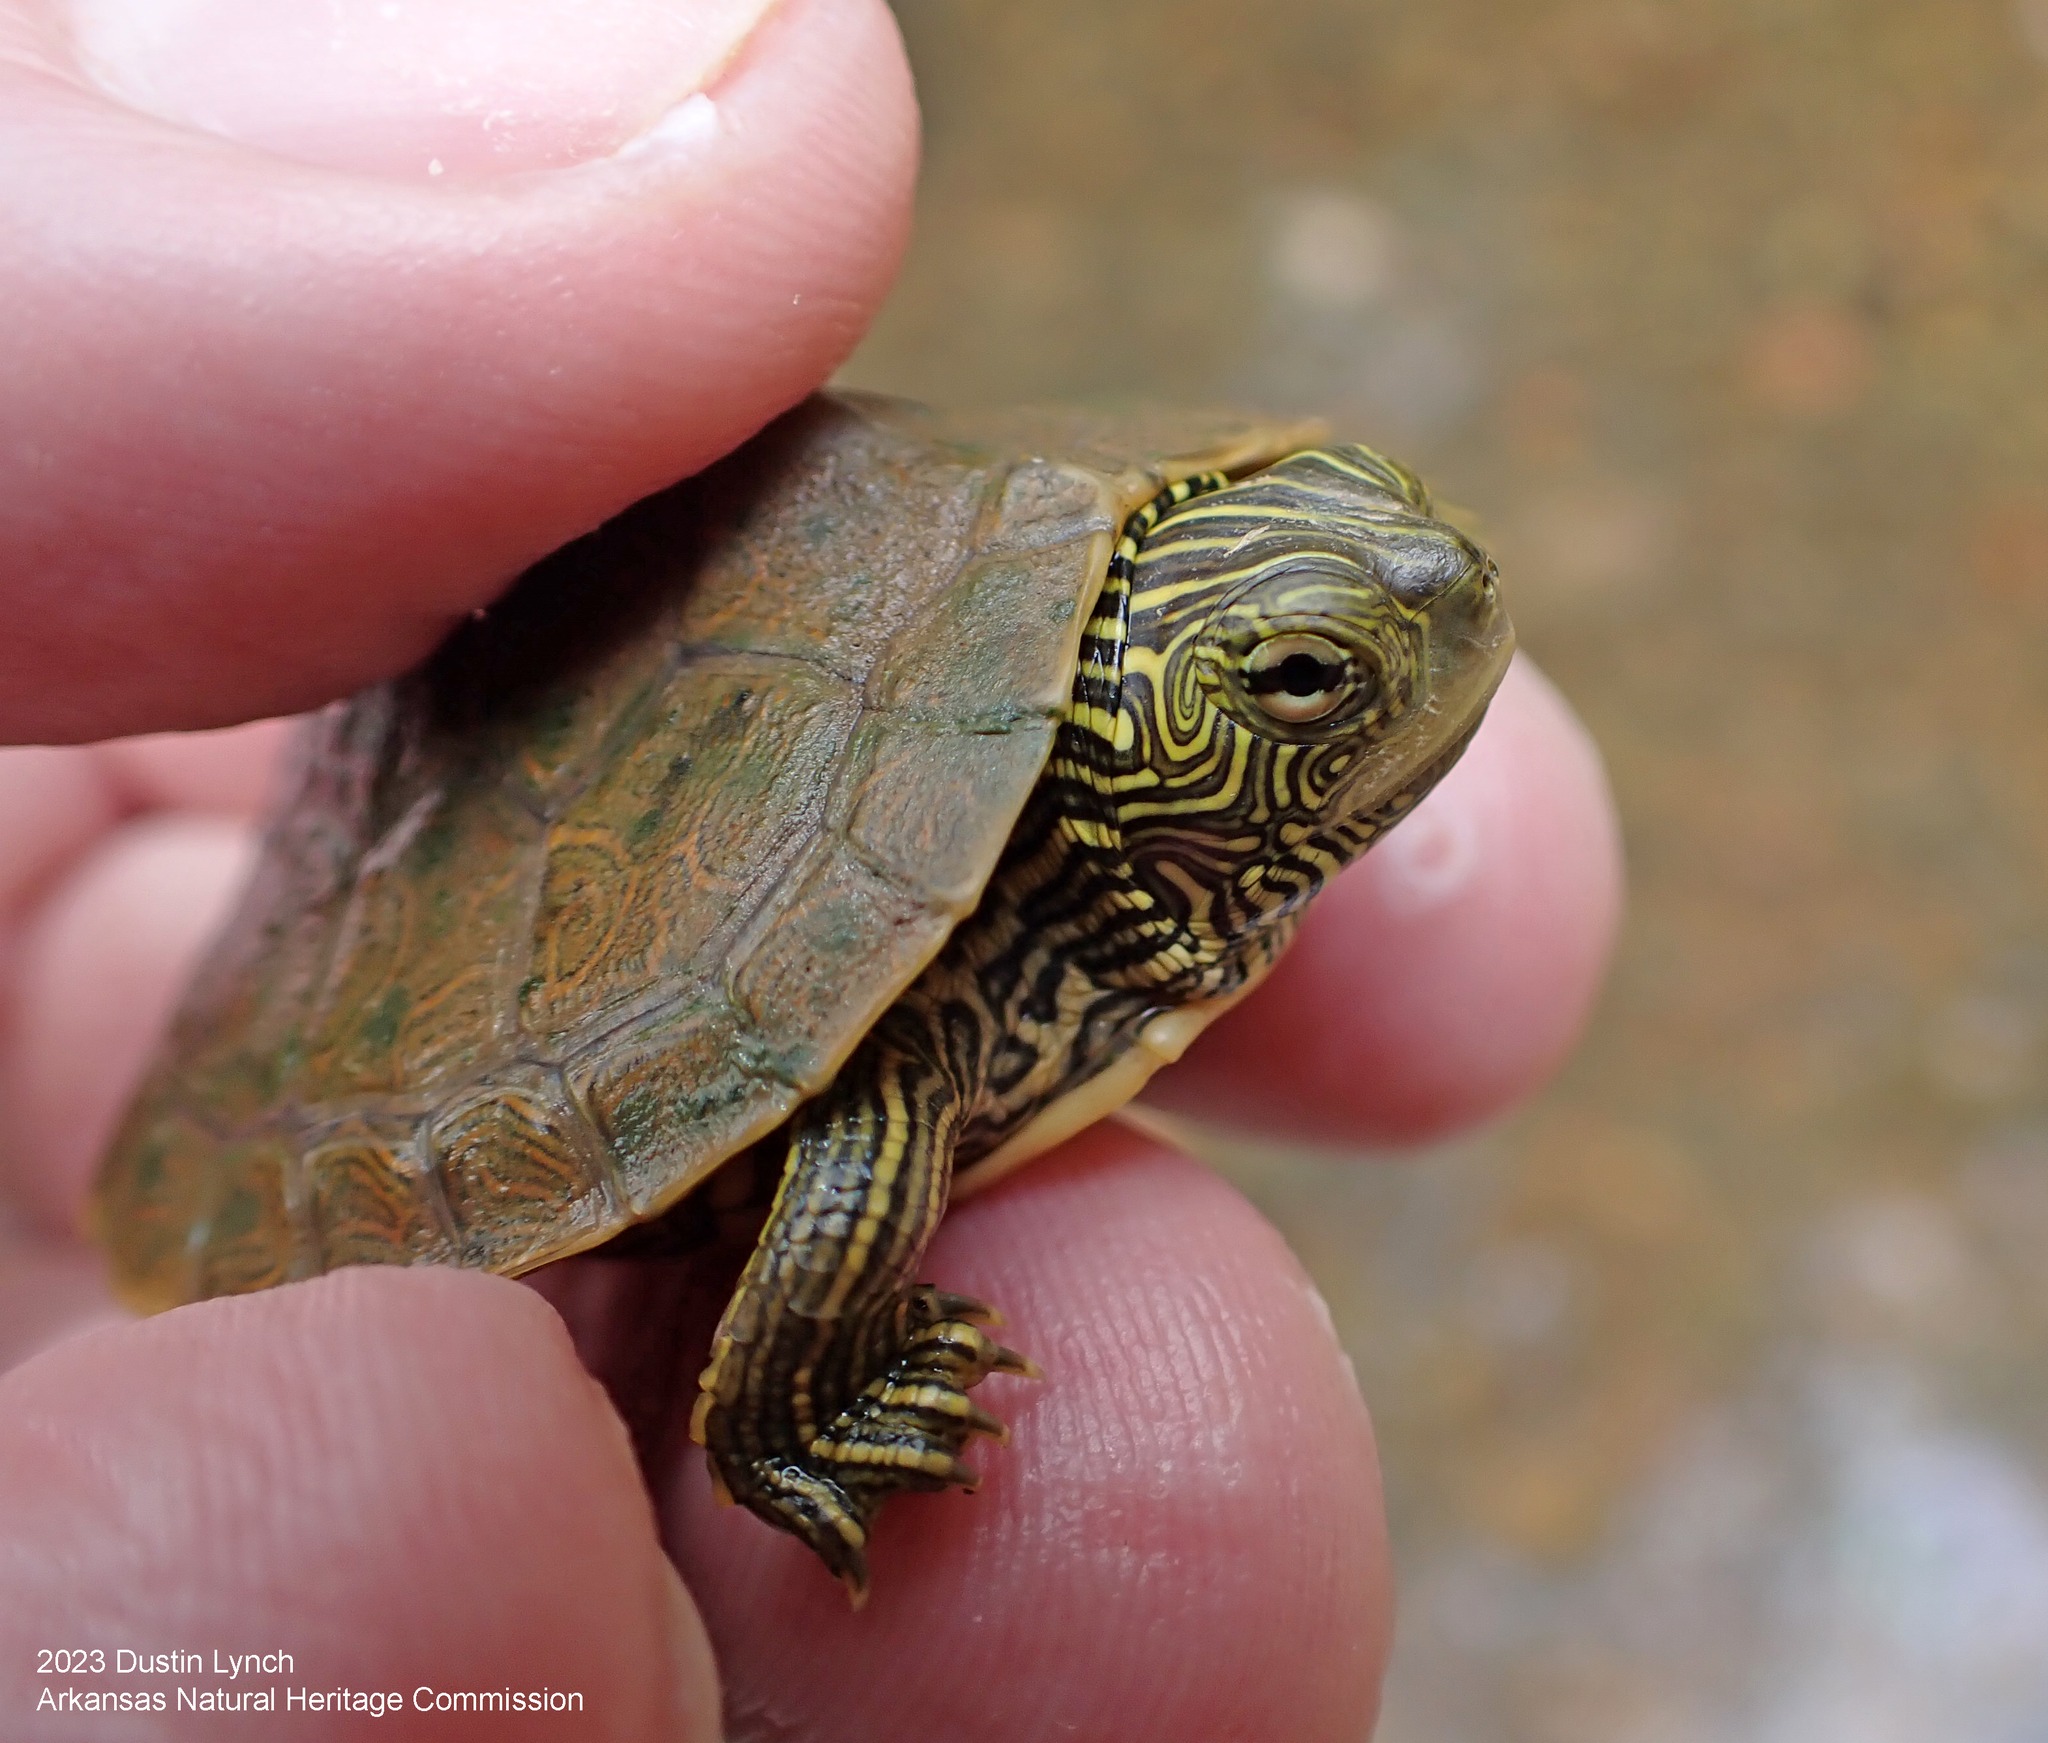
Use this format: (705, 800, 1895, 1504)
(93, 392, 1325, 1313)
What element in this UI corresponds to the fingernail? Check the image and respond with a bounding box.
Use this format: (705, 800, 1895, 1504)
(68, 0, 777, 178)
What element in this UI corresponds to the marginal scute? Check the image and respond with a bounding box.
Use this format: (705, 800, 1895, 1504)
(431, 1069, 616, 1269)
(192, 1136, 304, 1299)
(305, 1115, 454, 1271)
(91, 1107, 213, 1311)
(92, 391, 1324, 1307)
(569, 1001, 801, 1214)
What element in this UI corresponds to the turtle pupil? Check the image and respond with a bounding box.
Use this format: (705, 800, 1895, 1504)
(1278, 652, 1336, 697)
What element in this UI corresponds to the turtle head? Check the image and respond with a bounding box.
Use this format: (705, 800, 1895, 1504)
(1105, 444, 1515, 935)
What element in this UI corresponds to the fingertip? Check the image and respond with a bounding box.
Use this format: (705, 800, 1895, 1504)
(0, 747, 120, 925)
(0, 1267, 719, 1739)
(665, 1128, 1389, 1742)
(1154, 655, 1624, 1146)
(2, 0, 919, 739)
(0, 814, 257, 1231)
(95, 716, 293, 817)
(0, 1234, 123, 1376)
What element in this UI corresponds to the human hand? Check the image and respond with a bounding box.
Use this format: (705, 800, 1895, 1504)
(0, 1, 1620, 1736)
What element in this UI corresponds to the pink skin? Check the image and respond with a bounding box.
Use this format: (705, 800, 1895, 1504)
(0, 2, 1622, 1735)
(0, 0, 915, 741)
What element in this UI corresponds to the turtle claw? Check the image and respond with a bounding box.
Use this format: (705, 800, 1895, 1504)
(707, 1287, 1034, 1597)
(965, 1400, 1011, 1443)
(992, 1344, 1041, 1381)
(916, 1286, 1004, 1328)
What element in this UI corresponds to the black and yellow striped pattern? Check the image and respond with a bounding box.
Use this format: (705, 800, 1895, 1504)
(1054, 469, 1230, 854)
(695, 443, 1510, 1599)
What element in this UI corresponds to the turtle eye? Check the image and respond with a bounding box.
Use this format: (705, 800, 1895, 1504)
(1244, 632, 1351, 724)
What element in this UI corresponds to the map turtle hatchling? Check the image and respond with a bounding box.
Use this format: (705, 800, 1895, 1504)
(94, 392, 1514, 1599)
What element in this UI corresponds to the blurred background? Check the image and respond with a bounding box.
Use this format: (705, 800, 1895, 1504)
(845, 2, 2048, 1737)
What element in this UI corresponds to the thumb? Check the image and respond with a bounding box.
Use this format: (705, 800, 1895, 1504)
(0, 0, 917, 741)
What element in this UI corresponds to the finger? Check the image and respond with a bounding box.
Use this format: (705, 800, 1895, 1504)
(0, 1266, 719, 1739)
(1, 0, 917, 741)
(95, 717, 293, 817)
(0, 746, 118, 929)
(0, 814, 256, 1230)
(1150, 655, 1623, 1147)
(0, 721, 283, 950)
(660, 1129, 1390, 1743)
(0, 1231, 119, 1375)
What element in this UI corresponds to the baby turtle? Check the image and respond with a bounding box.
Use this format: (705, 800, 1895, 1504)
(94, 392, 1513, 1598)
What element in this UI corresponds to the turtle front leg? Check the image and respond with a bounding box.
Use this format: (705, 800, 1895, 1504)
(691, 994, 1030, 1603)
